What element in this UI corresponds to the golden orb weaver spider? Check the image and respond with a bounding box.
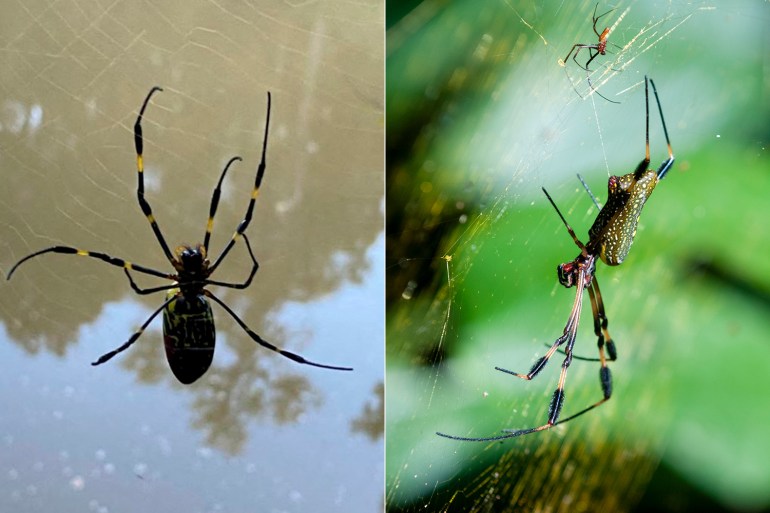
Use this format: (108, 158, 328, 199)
(7, 87, 353, 384)
(437, 76, 674, 441)
(560, 3, 624, 104)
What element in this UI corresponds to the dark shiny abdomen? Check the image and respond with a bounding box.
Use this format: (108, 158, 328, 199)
(162, 290, 215, 384)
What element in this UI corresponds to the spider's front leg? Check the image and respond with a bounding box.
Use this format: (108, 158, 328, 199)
(209, 92, 271, 274)
(133, 86, 177, 265)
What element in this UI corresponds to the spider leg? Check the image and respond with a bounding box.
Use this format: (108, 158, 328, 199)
(133, 86, 177, 265)
(591, 4, 616, 38)
(648, 78, 675, 179)
(541, 188, 587, 253)
(567, 63, 619, 104)
(589, 276, 616, 361)
(590, 2, 601, 36)
(205, 233, 259, 290)
(545, 329, 613, 430)
(438, 266, 589, 442)
(123, 269, 178, 295)
(209, 92, 271, 274)
(497, 264, 585, 406)
(494, 275, 583, 379)
(205, 290, 352, 371)
(566, 45, 598, 71)
(561, 43, 587, 66)
(6, 246, 173, 281)
(125, 232, 259, 295)
(577, 174, 602, 210)
(500, 270, 613, 433)
(91, 294, 176, 366)
(585, 73, 619, 104)
(548, 367, 611, 429)
(123, 231, 258, 295)
(557, 275, 617, 363)
(580, 47, 600, 72)
(203, 156, 242, 254)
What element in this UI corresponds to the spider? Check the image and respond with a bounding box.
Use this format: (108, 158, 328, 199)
(437, 76, 674, 441)
(560, 3, 623, 104)
(561, 3, 615, 72)
(6, 86, 353, 384)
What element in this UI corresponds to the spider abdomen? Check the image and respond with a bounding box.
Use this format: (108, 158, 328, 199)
(588, 169, 659, 266)
(162, 289, 216, 384)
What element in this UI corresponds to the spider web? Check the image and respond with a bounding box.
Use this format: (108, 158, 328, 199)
(0, 1, 383, 512)
(386, 0, 770, 512)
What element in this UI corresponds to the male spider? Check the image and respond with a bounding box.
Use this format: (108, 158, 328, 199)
(437, 76, 674, 441)
(561, 3, 615, 72)
(7, 87, 353, 384)
(560, 3, 623, 104)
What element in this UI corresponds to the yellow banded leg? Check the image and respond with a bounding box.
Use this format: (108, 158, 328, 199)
(203, 156, 242, 253)
(6, 245, 172, 281)
(209, 92, 271, 272)
(133, 86, 175, 264)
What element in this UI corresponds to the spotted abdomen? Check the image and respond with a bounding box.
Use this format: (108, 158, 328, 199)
(588, 169, 659, 266)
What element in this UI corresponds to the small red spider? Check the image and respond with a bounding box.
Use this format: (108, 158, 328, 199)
(561, 3, 616, 72)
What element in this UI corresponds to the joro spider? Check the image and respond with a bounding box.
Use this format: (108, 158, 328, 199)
(437, 76, 674, 441)
(7, 87, 353, 384)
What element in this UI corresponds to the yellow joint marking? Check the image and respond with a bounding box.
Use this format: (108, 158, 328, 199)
(147, 214, 156, 223)
(251, 188, 260, 199)
(125, 262, 134, 270)
(137, 155, 144, 172)
(76, 250, 88, 256)
(206, 218, 214, 233)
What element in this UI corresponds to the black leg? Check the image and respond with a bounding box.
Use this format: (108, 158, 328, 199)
(6, 245, 173, 281)
(210, 92, 271, 274)
(203, 156, 242, 254)
(205, 290, 352, 371)
(648, 78, 675, 179)
(205, 233, 259, 290)
(585, 73, 619, 104)
(134, 86, 176, 265)
(91, 294, 176, 365)
(589, 277, 617, 361)
(123, 268, 178, 295)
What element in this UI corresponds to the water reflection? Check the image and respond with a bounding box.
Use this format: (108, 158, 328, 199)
(0, 230, 383, 510)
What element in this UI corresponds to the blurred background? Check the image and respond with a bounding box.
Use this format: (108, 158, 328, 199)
(386, 0, 769, 512)
(0, 1, 383, 512)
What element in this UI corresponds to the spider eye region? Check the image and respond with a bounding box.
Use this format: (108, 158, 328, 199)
(176, 245, 208, 272)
